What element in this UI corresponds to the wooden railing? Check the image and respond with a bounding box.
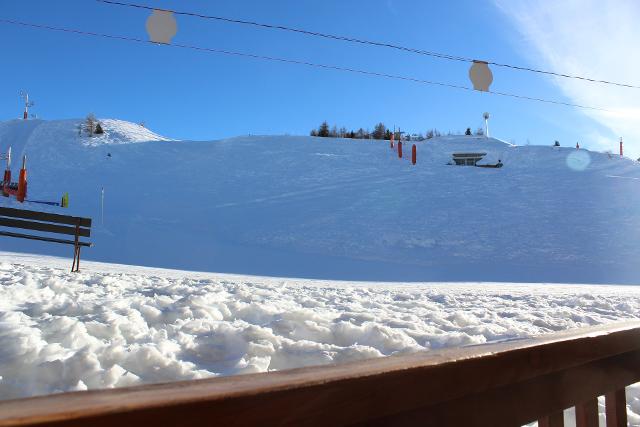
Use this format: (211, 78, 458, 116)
(1, 321, 639, 426)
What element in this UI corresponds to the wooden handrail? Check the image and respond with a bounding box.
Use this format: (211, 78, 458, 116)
(1, 321, 639, 426)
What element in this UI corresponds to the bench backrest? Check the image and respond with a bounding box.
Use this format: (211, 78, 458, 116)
(0, 206, 92, 238)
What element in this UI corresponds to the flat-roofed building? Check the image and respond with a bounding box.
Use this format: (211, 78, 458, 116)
(452, 152, 487, 166)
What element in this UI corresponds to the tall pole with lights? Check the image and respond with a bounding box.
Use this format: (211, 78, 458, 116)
(483, 112, 490, 138)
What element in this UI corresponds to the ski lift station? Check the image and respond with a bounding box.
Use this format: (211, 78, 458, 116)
(452, 152, 487, 166)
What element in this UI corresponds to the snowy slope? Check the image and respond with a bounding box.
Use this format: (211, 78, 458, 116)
(80, 119, 172, 146)
(1, 253, 639, 425)
(1, 119, 640, 284)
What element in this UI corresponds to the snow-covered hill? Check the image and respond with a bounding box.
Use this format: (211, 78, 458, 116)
(1, 119, 640, 423)
(80, 119, 172, 146)
(1, 118, 639, 284)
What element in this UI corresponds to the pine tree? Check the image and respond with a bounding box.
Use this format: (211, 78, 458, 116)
(465, 127, 472, 136)
(310, 129, 318, 137)
(95, 123, 104, 134)
(554, 140, 561, 147)
(475, 127, 484, 136)
(372, 122, 386, 140)
(318, 121, 330, 137)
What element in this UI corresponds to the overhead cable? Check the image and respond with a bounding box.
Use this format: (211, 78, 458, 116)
(97, 0, 640, 90)
(0, 18, 614, 112)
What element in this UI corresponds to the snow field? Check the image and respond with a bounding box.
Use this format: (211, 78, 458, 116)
(1, 253, 639, 425)
(2, 119, 640, 424)
(2, 119, 640, 283)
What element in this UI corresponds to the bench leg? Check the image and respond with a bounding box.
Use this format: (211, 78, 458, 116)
(71, 245, 77, 273)
(71, 223, 81, 273)
(71, 244, 81, 273)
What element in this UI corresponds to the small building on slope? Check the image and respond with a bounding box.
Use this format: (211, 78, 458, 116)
(452, 152, 487, 166)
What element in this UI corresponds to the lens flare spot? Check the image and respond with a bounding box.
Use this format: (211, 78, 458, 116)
(566, 150, 591, 171)
(146, 10, 177, 44)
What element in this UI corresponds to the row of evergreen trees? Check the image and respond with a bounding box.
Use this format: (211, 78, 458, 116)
(310, 121, 483, 141)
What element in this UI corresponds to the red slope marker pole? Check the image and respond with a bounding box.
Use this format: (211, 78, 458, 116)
(2, 147, 10, 196)
(412, 144, 416, 165)
(398, 141, 402, 158)
(620, 137, 623, 157)
(16, 155, 27, 203)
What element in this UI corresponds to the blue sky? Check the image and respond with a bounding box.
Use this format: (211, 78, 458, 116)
(0, 0, 635, 156)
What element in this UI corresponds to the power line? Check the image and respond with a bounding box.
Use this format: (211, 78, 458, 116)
(0, 18, 614, 112)
(97, 0, 640, 91)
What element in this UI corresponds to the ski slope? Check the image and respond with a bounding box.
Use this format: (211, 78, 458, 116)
(1, 253, 639, 425)
(1, 118, 640, 284)
(1, 120, 640, 422)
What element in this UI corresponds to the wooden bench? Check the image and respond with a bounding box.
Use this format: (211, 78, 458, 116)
(0, 206, 92, 272)
(0, 321, 638, 426)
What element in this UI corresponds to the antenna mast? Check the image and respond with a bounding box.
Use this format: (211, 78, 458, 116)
(20, 91, 34, 120)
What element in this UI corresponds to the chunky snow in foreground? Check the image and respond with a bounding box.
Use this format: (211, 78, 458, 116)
(1, 253, 639, 424)
(1, 118, 640, 284)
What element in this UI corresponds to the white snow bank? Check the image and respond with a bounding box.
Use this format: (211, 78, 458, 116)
(81, 119, 172, 146)
(1, 252, 639, 424)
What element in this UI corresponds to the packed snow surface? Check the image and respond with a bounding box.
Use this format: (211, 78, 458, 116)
(0, 253, 639, 424)
(1, 118, 639, 283)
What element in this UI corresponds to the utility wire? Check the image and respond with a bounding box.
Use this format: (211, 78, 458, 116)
(0, 18, 613, 112)
(97, 0, 640, 90)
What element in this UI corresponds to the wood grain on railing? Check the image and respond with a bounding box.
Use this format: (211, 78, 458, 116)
(575, 398, 599, 427)
(538, 410, 564, 427)
(605, 389, 628, 427)
(0, 321, 639, 427)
